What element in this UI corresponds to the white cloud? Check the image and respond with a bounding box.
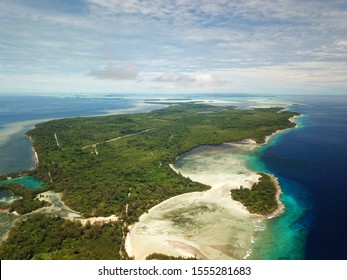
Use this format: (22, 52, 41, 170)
(211, 60, 347, 94)
(151, 72, 230, 88)
(152, 73, 195, 84)
(87, 64, 139, 80)
(85, 0, 347, 29)
(1, 0, 347, 94)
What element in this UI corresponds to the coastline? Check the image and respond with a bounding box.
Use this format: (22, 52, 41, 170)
(126, 143, 258, 260)
(0, 101, 166, 175)
(266, 175, 285, 219)
(263, 115, 299, 145)
(126, 114, 299, 260)
(0, 102, 162, 244)
(27, 135, 39, 167)
(254, 115, 300, 219)
(0, 102, 299, 259)
(35, 191, 120, 225)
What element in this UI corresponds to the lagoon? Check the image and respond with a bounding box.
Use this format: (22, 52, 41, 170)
(0, 176, 44, 190)
(1, 94, 347, 259)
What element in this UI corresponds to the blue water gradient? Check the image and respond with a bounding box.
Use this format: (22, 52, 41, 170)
(0, 176, 44, 190)
(0, 95, 133, 126)
(247, 95, 347, 259)
(0, 95, 135, 175)
(0, 94, 346, 259)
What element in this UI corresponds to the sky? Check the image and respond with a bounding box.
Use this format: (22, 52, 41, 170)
(0, 0, 347, 95)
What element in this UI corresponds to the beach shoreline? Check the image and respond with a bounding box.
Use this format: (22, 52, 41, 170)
(27, 135, 39, 167)
(267, 175, 285, 219)
(1, 102, 299, 259)
(126, 114, 299, 260)
(263, 114, 299, 146)
(126, 144, 258, 260)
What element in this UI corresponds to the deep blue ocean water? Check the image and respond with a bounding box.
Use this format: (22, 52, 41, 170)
(248, 95, 347, 259)
(0, 94, 346, 259)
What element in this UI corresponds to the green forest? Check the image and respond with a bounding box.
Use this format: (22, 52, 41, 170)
(0, 214, 123, 259)
(0, 183, 49, 214)
(0, 103, 298, 259)
(230, 173, 278, 215)
(145, 252, 196, 260)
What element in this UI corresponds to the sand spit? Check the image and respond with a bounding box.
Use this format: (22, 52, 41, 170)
(263, 115, 299, 145)
(35, 191, 82, 219)
(103, 102, 166, 116)
(126, 189, 255, 260)
(126, 142, 262, 260)
(27, 136, 39, 167)
(36, 191, 118, 225)
(77, 215, 118, 226)
(165, 240, 208, 259)
(267, 175, 285, 219)
(0, 191, 119, 244)
(126, 116, 299, 260)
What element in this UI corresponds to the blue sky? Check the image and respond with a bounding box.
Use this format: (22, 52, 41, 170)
(0, 0, 347, 95)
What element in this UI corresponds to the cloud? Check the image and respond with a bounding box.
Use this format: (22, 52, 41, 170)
(152, 73, 195, 83)
(152, 72, 230, 88)
(85, 0, 347, 29)
(87, 64, 138, 80)
(194, 73, 230, 87)
(1, 0, 347, 94)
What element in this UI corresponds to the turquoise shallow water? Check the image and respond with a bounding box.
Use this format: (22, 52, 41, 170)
(0, 176, 44, 190)
(0, 94, 345, 259)
(249, 178, 308, 259)
(245, 117, 309, 260)
(172, 135, 308, 259)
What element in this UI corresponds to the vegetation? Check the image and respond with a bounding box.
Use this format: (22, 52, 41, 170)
(0, 183, 49, 214)
(230, 173, 278, 215)
(0, 104, 298, 259)
(0, 214, 123, 259)
(146, 253, 196, 260)
(26, 104, 297, 221)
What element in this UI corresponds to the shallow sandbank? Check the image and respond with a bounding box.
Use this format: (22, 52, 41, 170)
(36, 191, 119, 225)
(126, 142, 263, 260)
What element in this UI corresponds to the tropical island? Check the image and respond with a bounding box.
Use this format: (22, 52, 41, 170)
(0, 103, 298, 259)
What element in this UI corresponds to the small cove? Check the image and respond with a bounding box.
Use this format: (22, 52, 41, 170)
(0, 176, 44, 190)
(126, 141, 264, 260)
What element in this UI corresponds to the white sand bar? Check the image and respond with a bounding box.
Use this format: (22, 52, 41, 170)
(126, 142, 262, 260)
(36, 191, 118, 225)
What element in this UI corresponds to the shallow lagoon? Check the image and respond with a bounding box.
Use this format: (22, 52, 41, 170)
(0, 176, 44, 190)
(126, 142, 263, 260)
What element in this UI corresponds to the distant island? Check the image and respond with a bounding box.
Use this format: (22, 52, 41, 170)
(0, 103, 298, 259)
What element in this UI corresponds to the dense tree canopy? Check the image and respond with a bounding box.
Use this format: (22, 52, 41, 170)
(0, 214, 122, 259)
(26, 104, 297, 221)
(0, 104, 298, 259)
(230, 173, 278, 215)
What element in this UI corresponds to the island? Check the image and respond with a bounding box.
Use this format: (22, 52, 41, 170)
(0, 103, 298, 259)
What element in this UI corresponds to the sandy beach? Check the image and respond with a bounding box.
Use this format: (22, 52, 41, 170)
(266, 175, 285, 219)
(36, 191, 119, 225)
(126, 142, 262, 260)
(35, 191, 83, 219)
(27, 135, 39, 167)
(263, 115, 299, 145)
(126, 116, 299, 260)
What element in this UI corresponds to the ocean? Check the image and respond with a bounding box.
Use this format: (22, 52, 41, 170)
(250, 95, 347, 260)
(0, 94, 160, 175)
(0, 94, 346, 260)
